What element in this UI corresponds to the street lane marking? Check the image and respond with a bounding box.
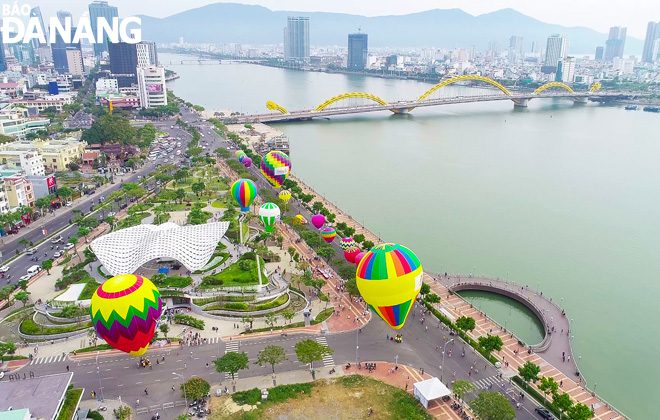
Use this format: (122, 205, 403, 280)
(136, 381, 142, 384)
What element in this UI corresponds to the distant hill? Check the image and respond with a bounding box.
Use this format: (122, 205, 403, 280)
(137, 3, 643, 55)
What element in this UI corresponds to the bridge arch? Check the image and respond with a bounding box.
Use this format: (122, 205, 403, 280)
(533, 82, 575, 95)
(589, 82, 602, 93)
(416, 75, 513, 102)
(315, 92, 389, 111)
(266, 101, 289, 114)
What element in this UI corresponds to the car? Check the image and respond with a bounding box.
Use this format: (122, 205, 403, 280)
(535, 408, 555, 420)
(51, 235, 63, 244)
(0, 266, 9, 273)
(64, 243, 75, 250)
(20, 274, 32, 282)
(54, 250, 64, 258)
(106, 212, 116, 217)
(25, 248, 37, 255)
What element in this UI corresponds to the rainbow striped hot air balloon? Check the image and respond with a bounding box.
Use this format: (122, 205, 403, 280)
(339, 237, 357, 251)
(259, 202, 280, 232)
(356, 243, 423, 330)
(278, 190, 291, 203)
(231, 179, 258, 212)
(320, 226, 336, 243)
(235, 150, 245, 158)
(260, 151, 291, 189)
(90, 274, 162, 357)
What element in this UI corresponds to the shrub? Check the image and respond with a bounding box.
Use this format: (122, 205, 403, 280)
(266, 383, 313, 403)
(223, 302, 249, 310)
(254, 294, 289, 311)
(173, 314, 205, 330)
(232, 388, 261, 405)
(57, 388, 83, 420)
(88, 411, 104, 420)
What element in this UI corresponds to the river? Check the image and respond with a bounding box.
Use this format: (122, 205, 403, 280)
(164, 54, 659, 418)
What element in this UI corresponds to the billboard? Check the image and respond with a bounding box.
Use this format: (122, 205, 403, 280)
(147, 84, 162, 93)
(46, 176, 55, 188)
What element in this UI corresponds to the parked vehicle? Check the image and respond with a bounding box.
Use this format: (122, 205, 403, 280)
(54, 251, 64, 258)
(20, 274, 31, 282)
(26, 248, 37, 255)
(535, 408, 555, 420)
(64, 243, 75, 250)
(0, 266, 9, 273)
(51, 235, 63, 244)
(26, 265, 42, 276)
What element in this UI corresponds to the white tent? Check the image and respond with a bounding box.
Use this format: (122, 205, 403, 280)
(413, 377, 451, 409)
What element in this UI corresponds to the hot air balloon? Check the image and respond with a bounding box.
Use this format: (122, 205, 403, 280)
(231, 179, 257, 211)
(260, 151, 291, 189)
(311, 214, 326, 229)
(354, 251, 367, 266)
(235, 150, 245, 158)
(259, 202, 281, 232)
(356, 243, 423, 330)
(279, 190, 292, 203)
(339, 237, 357, 251)
(90, 274, 162, 357)
(294, 214, 304, 225)
(344, 247, 360, 264)
(320, 226, 336, 243)
(243, 157, 252, 168)
(238, 154, 246, 163)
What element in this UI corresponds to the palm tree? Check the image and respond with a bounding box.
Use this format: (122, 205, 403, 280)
(18, 238, 30, 250)
(68, 237, 80, 259)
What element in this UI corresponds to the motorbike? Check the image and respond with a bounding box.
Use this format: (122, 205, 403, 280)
(329, 368, 335, 374)
(345, 363, 351, 370)
(97, 407, 107, 412)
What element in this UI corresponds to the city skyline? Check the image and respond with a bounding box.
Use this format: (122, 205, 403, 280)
(29, 0, 658, 39)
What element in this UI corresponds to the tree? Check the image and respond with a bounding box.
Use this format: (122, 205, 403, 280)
(538, 376, 559, 405)
(159, 323, 170, 338)
(0, 286, 14, 303)
(451, 380, 474, 400)
(294, 339, 333, 371)
(17, 280, 28, 291)
(113, 405, 132, 420)
(19, 238, 30, 250)
(552, 392, 573, 417)
(15, 291, 30, 306)
(180, 376, 210, 400)
(353, 234, 365, 243)
(265, 313, 278, 328)
(42, 259, 53, 275)
(77, 227, 90, 242)
(176, 188, 186, 204)
(214, 352, 249, 380)
(69, 237, 80, 259)
(82, 114, 136, 145)
(254, 345, 287, 374)
(362, 240, 374, 251)
(567, 403, 594, 420)
(312, 201, 324, 213)
(470, 391, 516, 420)
(57, 186, 73, 203)
(478, 334, 503, 355)
(345, 278, 360, 297)
(67, 162, 80, 171)
(241, 316, 254, 329)
(282, 309, 295, 324)
(287, 246, 296, 262)
(191, 181, 206, 197)
(426, 293, 441, 304)
(420, 282, 431, 296)
(455, 316, 476, 332)
(35, 197, 51, 215)
(517, 361, 541, 389)
(104, 215, 116, 230)
(316, 246, 335, 260)
(0, 342, 16, 360)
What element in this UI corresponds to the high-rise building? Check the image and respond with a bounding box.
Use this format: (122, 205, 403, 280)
(137, 66, 167, 109)
(544, 34, 567, 70)
(89, 1, 119, 56)
(556, 57, 576, 83)
(0, 28, 6, 71)
(604, 26, 627, 61)
(136, 42, 158, 68)
(347, 33, 368, 70)
(66, 49, 84, 75)
(595, 46, 604, 61)
(509, 35, 523, 60)
(642, 22, 660, 63)
(284, 17, 310, 64)
(51, 12, 82, 74)
(108, 42, 138, 86)
(29, 7, 48, 49)
(56, 10, 72, 25)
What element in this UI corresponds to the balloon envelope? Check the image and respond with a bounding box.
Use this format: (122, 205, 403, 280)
(311, 214, 326, 229)
(260, 151, 291, 189)
(238, 154, 246, 163)
(235, 150, 245, 158)
(354, 251, 367, 266)
(356, 243, 423, 330)
(279, 190, 292, 203)
(231, 179, 258, 211)
(320, 226, 336, 243)
(90, 274, 162, 357)
(339, 237, 357, 251)
(294, 214, 304, 225)
(243, 157, 252, 168)
(344, 247, 360, 263)
(259, 202, 281, 232)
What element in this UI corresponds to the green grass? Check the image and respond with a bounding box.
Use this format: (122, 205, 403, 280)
(76, 344, 114, 353)
(211, 200, 225, 208)
(194, 252, 230, 274)
(310, 307, 333, 325)
(153, 275, 192, 288)
(199, 257, 267, 289)
(56, 388, 83, 420)
(20, 319, 93, 335)
(233, 383, 314, 406)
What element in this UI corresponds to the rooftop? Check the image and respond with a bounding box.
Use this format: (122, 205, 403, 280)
(0, 373, 72, 420)
(0, 408, 29, 420)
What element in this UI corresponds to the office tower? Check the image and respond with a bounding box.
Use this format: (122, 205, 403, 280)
(595, 46, 604, 61)
(284, 17, 310, 64)
(347, 33, 368, 70)
(136, 41, 158, 67)
(56, 10, 72, 25)
(544, 34, 567, 69)
(29, 7, 48, 49)
(556, 57, 576, 83)
(604, 26, 627, 61)
(642, 22, 660, 63)
(66, 49, 84, 75)
(89, 1, 119, 56)
(0, 29, 6, 71)
(509, 36, 523, 55)
(51, 12, 82, 74)
(137, 66, 167, 109)
(108, 41, 138, 86)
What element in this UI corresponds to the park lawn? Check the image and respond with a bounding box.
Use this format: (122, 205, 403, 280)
(210, 376, 431, 420)
(211, 200, 225, 208)
(56, 388, 83, 420)
(199, 258, 268, 289)
(153, 203, 191, 211)
(76, 276, 100, 300)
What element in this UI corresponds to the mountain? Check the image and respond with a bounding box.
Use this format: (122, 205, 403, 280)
(137, 3, 644, 54)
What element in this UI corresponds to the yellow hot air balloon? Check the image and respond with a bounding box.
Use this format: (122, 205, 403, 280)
(279, 190, 292, 203)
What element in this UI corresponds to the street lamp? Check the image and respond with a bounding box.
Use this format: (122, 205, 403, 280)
(355, 327, 359, 365)
(440, 339, 454, 382)
(172, 372, 188, 409)
(96, 366, 104, 402)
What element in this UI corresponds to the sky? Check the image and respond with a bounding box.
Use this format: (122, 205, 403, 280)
(31, 0, 657, 38)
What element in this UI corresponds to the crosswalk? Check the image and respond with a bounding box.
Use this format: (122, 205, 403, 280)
(224, 341, 240, 380)
(470, 375, 503, 391)
(30, 355, 66, 365)
(208, 337, 221, 344)
(315, 337, 335, 367)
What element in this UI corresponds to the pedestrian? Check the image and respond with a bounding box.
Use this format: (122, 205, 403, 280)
(144, 388, 148, 395)
(66, 365, 69, 372)
(136, 399, 140, 406)
(172, 386, 175, 391)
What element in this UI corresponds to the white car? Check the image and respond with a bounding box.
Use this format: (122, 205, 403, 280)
(20, 274, 32, 282)
(107, 212, 116, 217)
(25, 248, 37, 255)
(54, 250, 64, 258)
(0, 266, 9, 273)
(64, 243, 75, 250)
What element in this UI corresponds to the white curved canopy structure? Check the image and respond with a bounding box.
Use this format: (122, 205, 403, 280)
(91, 222, 230, 276)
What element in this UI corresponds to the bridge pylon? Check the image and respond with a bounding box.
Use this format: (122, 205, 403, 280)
(514, 99, 529, 108)
(573, 97, 588, 104)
